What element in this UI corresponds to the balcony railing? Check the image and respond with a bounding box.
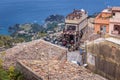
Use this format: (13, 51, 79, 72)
(111, 31, 120, 36)
(65, 15, 87, 24)
(63, 30, 79, 35)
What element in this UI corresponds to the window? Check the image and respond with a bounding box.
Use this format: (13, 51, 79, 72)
(113, 13, 115, 16)
(67, 26, 76, 30)
(114, 25, 120, 34)
(114, 26, 118, 30)
(76, 37, 78, 42)
(100, 27, 103, 31)
(114, 25, 119, 30)
(100, 25, 106, 33)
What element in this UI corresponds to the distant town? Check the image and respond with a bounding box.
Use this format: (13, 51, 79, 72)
(0, 6, 120, 80)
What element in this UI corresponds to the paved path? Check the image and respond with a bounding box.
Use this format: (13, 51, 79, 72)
(67, 50, 83, 65)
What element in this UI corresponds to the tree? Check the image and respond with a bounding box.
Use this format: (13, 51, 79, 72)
(45, 14, 65, 23)
(0, 58, 10, 80)
(0, 40, 4, 47)
(0, 68, 10, 80)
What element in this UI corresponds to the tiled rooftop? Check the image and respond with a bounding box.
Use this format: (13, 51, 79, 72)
(66, 9, 86, 20)
(2, 39, 67, 69)
(18, 60, 107, 80)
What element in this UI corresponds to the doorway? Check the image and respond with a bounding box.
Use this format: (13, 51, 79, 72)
(100, 25, 106, 33)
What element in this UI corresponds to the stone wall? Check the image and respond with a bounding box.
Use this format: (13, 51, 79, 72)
(87, 40, 120, 80)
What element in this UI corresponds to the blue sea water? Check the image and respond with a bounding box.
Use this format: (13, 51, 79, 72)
(0, 0, 120, 35)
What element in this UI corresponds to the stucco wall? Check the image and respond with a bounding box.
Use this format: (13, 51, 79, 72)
(79, 18, 88, 31)
(109, 23, 114, 34)
(94, 24, 109, 33)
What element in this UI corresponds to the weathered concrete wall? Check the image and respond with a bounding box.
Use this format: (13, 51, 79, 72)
(87, 41, 120, 80)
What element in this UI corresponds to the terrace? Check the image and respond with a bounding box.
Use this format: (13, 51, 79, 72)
(65, 9, 87, 24)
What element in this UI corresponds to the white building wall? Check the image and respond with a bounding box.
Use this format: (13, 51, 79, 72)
(110, 12, 120, 23)
(109, 23, 114, 35)
(79, 18, 88, 31)
(109, 11, 120, 35)
(113, 12, 120, 18)
(87, 52, 95, 66)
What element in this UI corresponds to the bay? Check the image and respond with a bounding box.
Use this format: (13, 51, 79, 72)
(0, 0, 119, 35)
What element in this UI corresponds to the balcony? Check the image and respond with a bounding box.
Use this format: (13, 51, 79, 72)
(63, 30, 79, 35)
(111, 30, 120, 37)
(65, 15, 87, 24)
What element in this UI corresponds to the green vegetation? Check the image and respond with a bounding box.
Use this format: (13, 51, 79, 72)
(14, 34, 32, 42)
(0, 40, 4, 47)
(37, 31, 47, 39)
(0, 35, 24, 48)
(0, 68, 10, 80)
(20, 24, 32, 31)
(0, 66, 24, 80)
(45, 14, 64, 23)
(46, 22, 58, 31)
(9, 23, 45, 42)
(0, 51, 24, 80)
(0, 58, 24, 80)
(8, 14, 65, 42)
(31, 23, 44, 32)
(9, 23, 44, 34)
(8, 66, 24, 80)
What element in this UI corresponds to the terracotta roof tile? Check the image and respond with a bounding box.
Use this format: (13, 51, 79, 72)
(18, 60, 107, 80)
(66, 9, 86, 20)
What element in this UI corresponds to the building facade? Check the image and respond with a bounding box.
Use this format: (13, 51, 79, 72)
(109, 7, 120, 36)
(94, 8, 112, 34)
(94, 7, 120, 36)
(62, 9, 88, 50)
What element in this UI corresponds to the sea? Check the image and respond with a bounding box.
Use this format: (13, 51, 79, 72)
(0, 0, 120, 35)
